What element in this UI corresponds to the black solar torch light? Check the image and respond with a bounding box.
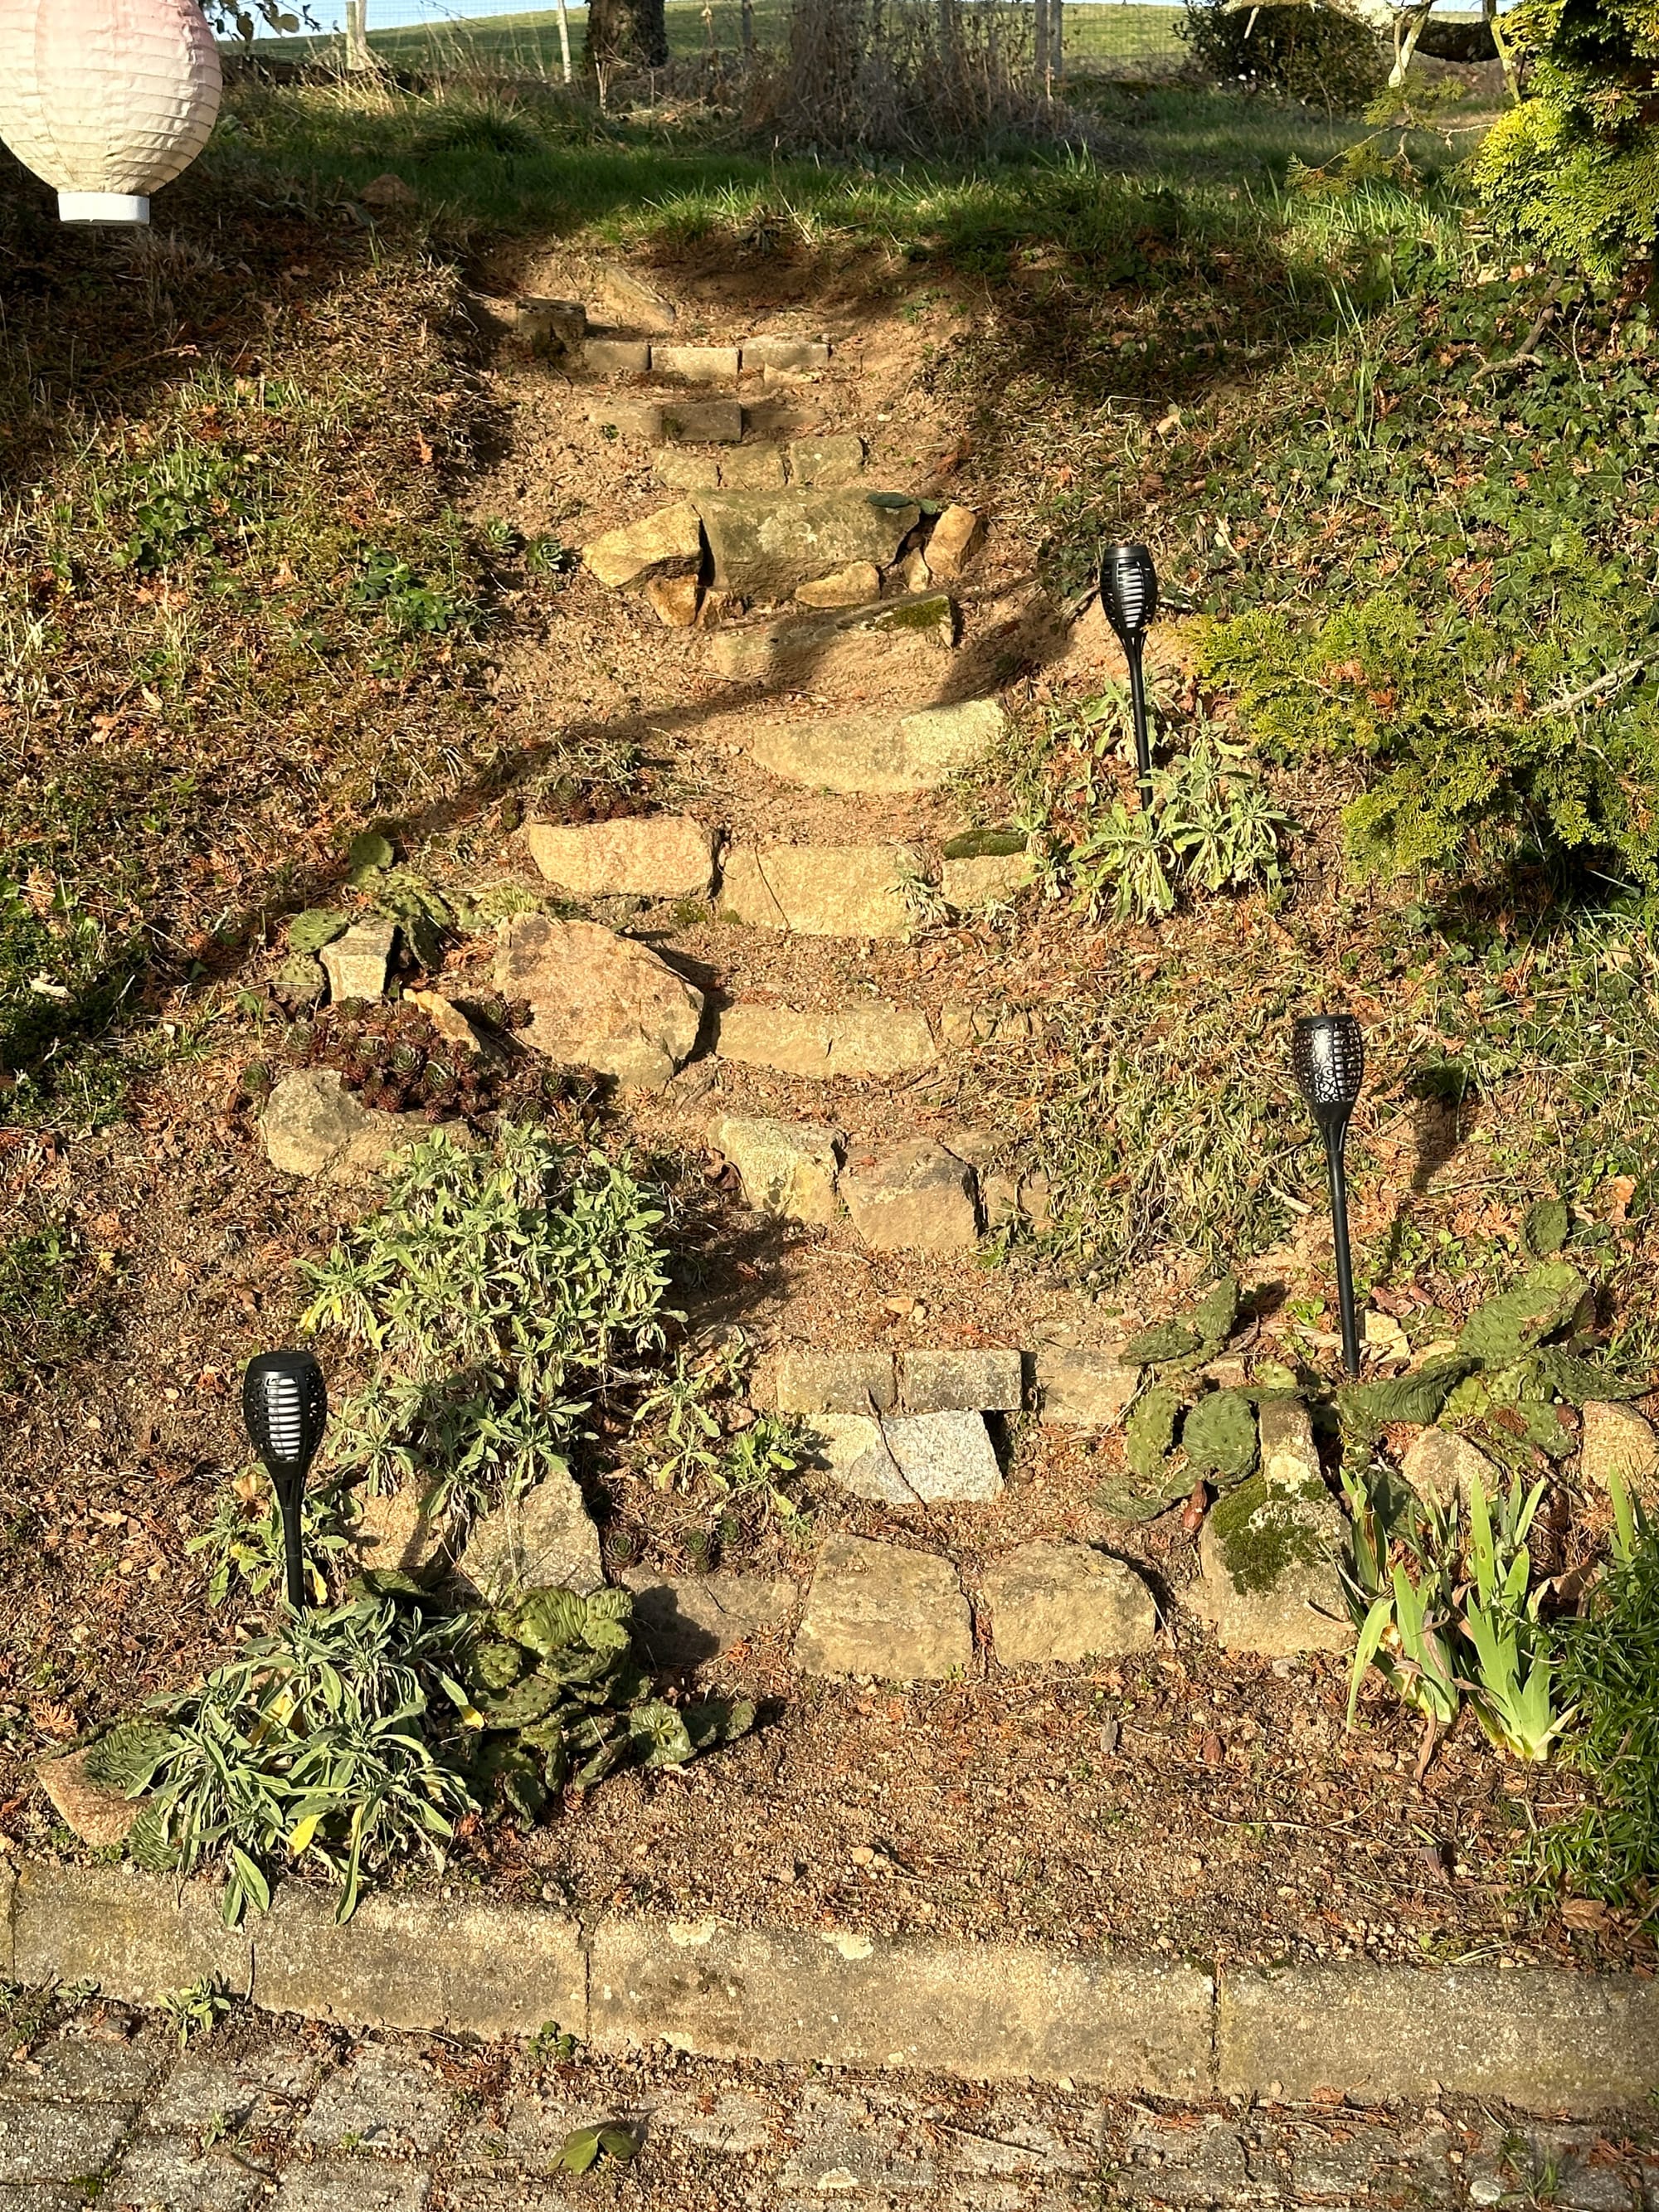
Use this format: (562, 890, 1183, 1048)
(1099, 542, 1159, 806)
(1292, 1014, 1365, 1380)
(242, 1350, 328, 1610)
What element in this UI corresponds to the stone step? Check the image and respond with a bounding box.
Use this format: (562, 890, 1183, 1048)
(581, 335, 834, 381)
(708, 591, 957, 687)
(745, 698, 1004, 794)
(714, 1000, 937, 1078)
(718, 841, 925, 938)
(518, 813, 715, 900)
(707, 1116, 984, 1252)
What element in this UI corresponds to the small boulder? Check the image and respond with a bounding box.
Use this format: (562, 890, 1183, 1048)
(594, 264, 677, 333)
(320, 919, 395, 1004)
(263, 1068, 398, 1179)
(708, 1114, 842, 1224)
(794, 1534, 972, 1680)
(693, 490, 919, 604)
(1580, 1400, 1659, 1500)
(581, 502, 704, 591)
(924, 503, 985, 580)
(841, 1138, 980, 1252)
(941, 849, 1034, 908)
(351, 1485, 447, 1578)
(37, 1746, 142, 1848)
(621, 1569, 797, 1669)
(713, 1001, 936, 1079)
(360, 172, 417, 208)
(1401, 1425, 1498, 1507)
(795, 562, 881, 609)
(776, 1349, 897, 1415)
(1035, 1349, 1141, 1429)
(901, 1349, 1023, 1413)
(519, 814, 715, 901)
(406, 989, 487, 1053)
(455, 1465, 604, 1603)
(515, 296, 587, 356)
(646, 575, 703, 628)
(1195, 1470, 1351, 1656)
(494, 915, 704, 1091)
(810, 1409, 1004, 1504)
(719, 843, 926, 939)
(984, 1542, 1157, 1667)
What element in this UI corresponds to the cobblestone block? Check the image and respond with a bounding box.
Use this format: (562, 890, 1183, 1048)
(144, 2041, 319, 2135)
(1, 2027, 169, 2104)
(105, 2132, 265, 2210)
(776, 1349, 898, 1415)
(0, 2098, 136, 2185)
(276, 2160, 435, 2211)
(299, 2047, 455, 2156)
(901, 1349, 1023, 1412)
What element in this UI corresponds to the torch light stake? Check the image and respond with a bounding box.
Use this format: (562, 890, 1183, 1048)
(1292, 1013, 1366, 1381)
(241, 1350, 328, 1611)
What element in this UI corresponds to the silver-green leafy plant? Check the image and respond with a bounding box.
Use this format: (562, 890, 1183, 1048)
(1032, 690, 1290, 926)
(301, 1125, 674, 1524)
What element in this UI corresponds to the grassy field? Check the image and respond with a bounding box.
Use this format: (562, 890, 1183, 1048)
(255, 0, 1190, 78)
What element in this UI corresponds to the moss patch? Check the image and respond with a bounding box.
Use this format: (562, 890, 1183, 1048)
(1209, 1473, 1326, 1597)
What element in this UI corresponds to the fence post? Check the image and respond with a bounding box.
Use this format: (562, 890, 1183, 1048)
(556, 0, 573, 80)
(343, 0, 372, 71)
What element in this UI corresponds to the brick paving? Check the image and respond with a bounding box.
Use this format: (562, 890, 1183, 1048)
(0, 1995, 1654, 2211)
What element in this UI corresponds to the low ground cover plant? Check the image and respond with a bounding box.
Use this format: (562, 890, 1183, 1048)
(86, 1582, 752, 1923)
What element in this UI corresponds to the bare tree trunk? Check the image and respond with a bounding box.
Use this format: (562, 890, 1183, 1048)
(740, 0, 754, 57)
(555, 0, 573, 81)
(585, 0, 669, 73)
(343, 0, 372, 72)
(1388, 0, 1434, 87)
(1482, 0, 1520, 100)
(1033, 0, 1050, 96)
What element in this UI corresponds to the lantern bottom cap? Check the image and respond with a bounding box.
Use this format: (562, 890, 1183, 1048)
(58, 192, 149, 225)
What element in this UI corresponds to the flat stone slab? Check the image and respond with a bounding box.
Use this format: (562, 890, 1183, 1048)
(494, 914, 704, 1090)
(1036, 1349, 1141, 1428)
(714, 1000, 936, 1077)
(841, 1138, 980, 1252)
(620, 1568, 798, 1668)
(659, 396, 743, 444)
(747, 698, 1005, 793)
(984, 1540, 1158, 1666)
(790, 432, 866, 485)
(519, 814, 715, 900)
(106, 2132, 265, 2210)
(902, 1348, 1023, 1412)
(795, 1534, 973, 1679)
(276, 2160, 433, 2212)
(810, 1410, 1004, 1504)
(581, 500, 703, 589)
(654, 342, 740, 382)
(584, 336, 649, 373)
(708, 1113, 842, 1223)
(742, 336, 832, 372)
(454, 1466, 604, 1603)
(692, 489, 919, 602)
(708, 592, 956, 686)
(720, 843, 926, 939)
(776, 1348, 898, 1414)
(1219, 1964, 1659, 2108)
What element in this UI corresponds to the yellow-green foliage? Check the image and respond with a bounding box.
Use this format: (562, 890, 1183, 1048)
(1474, 1, 1659, 280)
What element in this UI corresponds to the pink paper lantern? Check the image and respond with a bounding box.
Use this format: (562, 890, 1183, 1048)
(0, 0, 221, 226)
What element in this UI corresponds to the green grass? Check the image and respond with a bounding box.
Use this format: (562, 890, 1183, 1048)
(255, 1, 1190, 80)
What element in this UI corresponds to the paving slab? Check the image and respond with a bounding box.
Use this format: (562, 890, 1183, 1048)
(299, 2045, 453, 2156)
(793, 1534, 974, 1678)
(275, 2159, 434, 2210)
(0, 2098, 136, 2186)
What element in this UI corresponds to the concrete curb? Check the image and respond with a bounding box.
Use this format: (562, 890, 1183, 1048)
(7, 1862, 1656, 2112)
